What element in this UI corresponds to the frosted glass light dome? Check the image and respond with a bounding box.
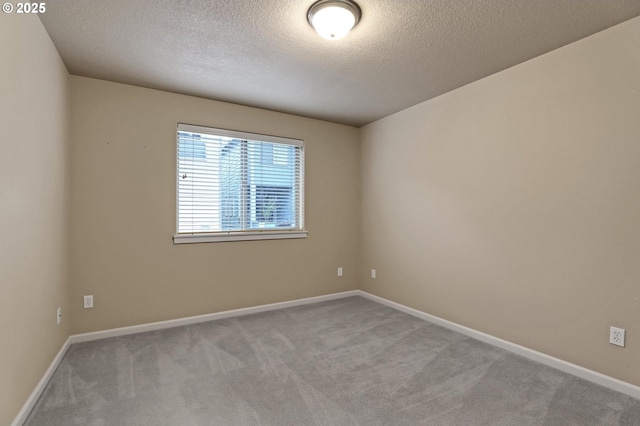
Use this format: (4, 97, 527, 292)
(308, 0, 361, 41)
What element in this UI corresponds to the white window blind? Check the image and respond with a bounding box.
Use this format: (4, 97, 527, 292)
(175, 124, 305, 243)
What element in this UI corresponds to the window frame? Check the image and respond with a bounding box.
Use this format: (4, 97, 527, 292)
(174, 123, 307, 244)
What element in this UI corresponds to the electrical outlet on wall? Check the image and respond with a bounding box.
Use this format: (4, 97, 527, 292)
(337, 267, 343, 277)
(56, 307, 62, 325)
(371, 269, 376, 279)
(84, 295, 94, 309)
(610, 326, 625, 347)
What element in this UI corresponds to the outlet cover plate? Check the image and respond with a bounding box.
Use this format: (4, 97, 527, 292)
(84, 295, 94, 309)
(610, 326, 625, 347)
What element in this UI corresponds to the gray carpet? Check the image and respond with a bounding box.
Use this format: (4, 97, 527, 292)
(24, 296, 640, 425)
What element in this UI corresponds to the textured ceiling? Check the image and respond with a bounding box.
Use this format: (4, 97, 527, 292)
(40, 1, 640, 127)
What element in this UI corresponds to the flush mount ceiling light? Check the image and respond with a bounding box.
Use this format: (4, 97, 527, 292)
(307, 0, 361, 41)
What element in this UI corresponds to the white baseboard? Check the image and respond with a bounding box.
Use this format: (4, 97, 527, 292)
(11, 336, 71, 426)
(357, 290, 640, 400)
(71, 290, 360, 343)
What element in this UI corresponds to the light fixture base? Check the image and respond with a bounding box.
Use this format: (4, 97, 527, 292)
(307, 0, 361, 40)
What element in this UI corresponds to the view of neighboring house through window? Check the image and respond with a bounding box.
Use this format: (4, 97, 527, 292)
(175, 124, 305, 242)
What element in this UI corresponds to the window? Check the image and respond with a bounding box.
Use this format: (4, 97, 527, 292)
(174, 124, 306, 243)
(178, 134, 206, 159)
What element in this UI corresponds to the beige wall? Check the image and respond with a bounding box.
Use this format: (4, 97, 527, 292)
(0, 15, 71, 425)
(69, 77, 360, 334)
(360, 16, 640, 386)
